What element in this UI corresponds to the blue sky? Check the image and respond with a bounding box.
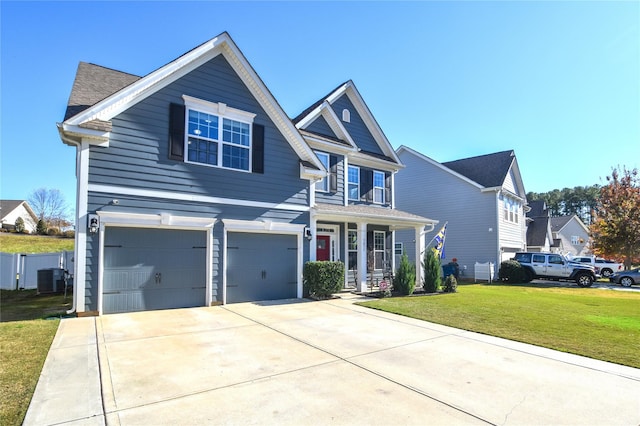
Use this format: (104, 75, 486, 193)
(1, 1, 638, 214)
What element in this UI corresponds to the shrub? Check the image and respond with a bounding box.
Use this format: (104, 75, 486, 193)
(393, 254, 416, 295)
(303, 261, 344, 299)
(443, 274, 458, 293)
(36, 219, 48, 235)
(499, 259, 527, 283)
(63, 230, 75, 239)
(14, 217, 25, 233)
(47, 227, 61, 236)
(423, 249, 442, 293)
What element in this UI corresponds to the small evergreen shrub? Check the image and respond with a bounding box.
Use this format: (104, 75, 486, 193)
(443, 274, 458, 293)
(36, 219, 48, 235)
(47, 227, 61, 236)
(393, 254, 416, 295)
(63, 230, 76, 239)
(14, 217, 25, 233)
(498, 260, 527, 283)
(303, 261, 345, 298)
(423, 249, 442, 293)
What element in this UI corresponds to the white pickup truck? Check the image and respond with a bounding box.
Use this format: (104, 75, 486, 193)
(570, 256, 624, 278)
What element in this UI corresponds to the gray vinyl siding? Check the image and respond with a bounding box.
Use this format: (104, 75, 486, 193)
(395, 151, 499, 275)
(330, 95, 383, 155)
(306, 115, 338, 139)
(315, 154, 344, 205)
(82, 192, 309, 311)
(556, 219, 589, 256)
(88, 54, 308, 207)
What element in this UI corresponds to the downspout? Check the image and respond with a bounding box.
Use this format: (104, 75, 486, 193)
(57, 124, 80, 315)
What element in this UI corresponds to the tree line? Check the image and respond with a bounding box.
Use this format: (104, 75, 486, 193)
(527, 167, 639, 267)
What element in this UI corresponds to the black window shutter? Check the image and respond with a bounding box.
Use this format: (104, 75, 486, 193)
(252, 123, 265, 174)
(361, 168, 373, 202)
(329, 155, 338, 192)
(385, 172, 392, 205)
(169, 103, 185, 161)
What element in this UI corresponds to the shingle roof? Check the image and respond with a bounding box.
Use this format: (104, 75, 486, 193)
(0, 200, 37, 221)
(292, 81, 350, 124)
(314, 202, 436, 225)
(526, 200, 548, 218)
(64, 62, 141, 120)
(550, 216, 573, 232)
(442, 150, 515, 188)
(526, 217, 550, 247)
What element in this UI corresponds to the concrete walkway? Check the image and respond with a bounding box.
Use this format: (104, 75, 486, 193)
(25, 294, 640, 425)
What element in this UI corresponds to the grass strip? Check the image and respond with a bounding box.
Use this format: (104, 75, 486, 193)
(358, 283, 640, 368)
(0, 234, 74, 254)
(0, 319, 59, 426)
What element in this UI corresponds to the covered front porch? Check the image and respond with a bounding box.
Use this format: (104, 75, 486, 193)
(310, 203, 437, 292)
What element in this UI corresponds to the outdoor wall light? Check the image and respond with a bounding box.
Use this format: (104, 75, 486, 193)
(88, 214, 100, 234)
(304, 227, 313, 240)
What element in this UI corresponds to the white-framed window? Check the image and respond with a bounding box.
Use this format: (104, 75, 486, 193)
(342, 109, 351, 123)
(183, 96, 255, 172)
(374, 231, 386, 270)
(315, 151, 330, 192)
(348, 230, 358, 271)
(373, 171, 385, 204)
(394, 242, 403, 256)
(571, 235, 580, 245)
(502, 197, 520, 224)
(348, 165, 360, 201)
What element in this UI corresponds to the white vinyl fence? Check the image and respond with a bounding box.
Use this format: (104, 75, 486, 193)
(0, 251, 73, 290)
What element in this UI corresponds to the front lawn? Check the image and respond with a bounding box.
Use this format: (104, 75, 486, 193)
(0, 290, 69, 425)
(0, 233, 74, 254)
(359, 283, 640, 369)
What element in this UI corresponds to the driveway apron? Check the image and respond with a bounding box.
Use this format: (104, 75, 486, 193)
(25, 294, 640, 425)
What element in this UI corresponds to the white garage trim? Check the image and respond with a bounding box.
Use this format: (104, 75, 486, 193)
(96, 211, 216, 315)
(222, 219, 305, 304)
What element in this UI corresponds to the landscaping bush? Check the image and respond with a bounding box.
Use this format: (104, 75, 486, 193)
(14, 217, 25, 233)
(303, 261, 344, 298)
(36, 219, 47, 235)
(498, 259, 527, 283)
(423, 249, 441, 293)
(63, 230, 75, 239)
(393, 254, 416, 295)
(443, 274, 458, 293)
(47, 227, 61, 236)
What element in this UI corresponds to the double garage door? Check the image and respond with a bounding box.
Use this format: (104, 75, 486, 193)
(103, 227, 297, 314)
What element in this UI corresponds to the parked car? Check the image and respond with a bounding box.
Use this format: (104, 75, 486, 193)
(571, 256, 624, 278)
(513, 252, 596, 287)
(608, 268, 640, 287)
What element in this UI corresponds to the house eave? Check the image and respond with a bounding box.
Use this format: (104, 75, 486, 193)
(58, 122, 110, 147)
(350, 151, 404, 172)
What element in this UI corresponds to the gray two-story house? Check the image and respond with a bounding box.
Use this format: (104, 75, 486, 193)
(58, 33, 435, 315)
(394, 146, 528, 277)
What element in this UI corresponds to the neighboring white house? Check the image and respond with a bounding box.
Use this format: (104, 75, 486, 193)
(0, 200, 38, 233)
(550, 215, 591, 256)
(394, 146, 528, 277)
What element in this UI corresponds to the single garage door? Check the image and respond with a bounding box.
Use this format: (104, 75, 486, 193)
(226, 232, 297, 303)
(103, 227, 207, 314)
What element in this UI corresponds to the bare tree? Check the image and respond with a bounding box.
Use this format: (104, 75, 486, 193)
(28, 188, 69, 229)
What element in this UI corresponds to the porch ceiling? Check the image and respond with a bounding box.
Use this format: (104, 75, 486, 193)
(313, 203, 437, 230)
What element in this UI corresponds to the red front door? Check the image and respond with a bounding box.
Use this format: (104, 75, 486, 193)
(316, 235, 331, 261)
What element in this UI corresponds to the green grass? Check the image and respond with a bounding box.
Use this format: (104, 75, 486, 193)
(0, 290, 70, 425)
(0, 233, 74, 254)
(359, 283, 640, 368)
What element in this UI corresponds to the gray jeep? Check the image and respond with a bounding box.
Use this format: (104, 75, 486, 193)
(513, 252, 596, 287)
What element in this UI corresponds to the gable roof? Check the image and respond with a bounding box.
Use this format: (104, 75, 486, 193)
(527, 200, 549, 218)
(550, 215, 590, 235)
(526, 216, 551, 247)
(64, 62, 141, 120)
(58, 32, 324, 173)
(293, 80, 401, 165)
(0, 200, 38, 222)
(442, 150, 515, 189)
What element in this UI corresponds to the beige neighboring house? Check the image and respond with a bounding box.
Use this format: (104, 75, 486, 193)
(0, 200, 38, 233)
(550, 215, 591, 256)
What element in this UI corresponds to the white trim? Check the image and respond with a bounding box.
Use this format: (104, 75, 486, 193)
(183, 95, 257, 122)
(373, 230, 386, 270)
(73, 140, 91, 312)
(347, 165, 360, 201)
(221, 219, 305, 303)
(314, 151, 330, 193)
(95, 212, 215, 315)
(87, 184, 310, 212)
(373, 170, 385, 205)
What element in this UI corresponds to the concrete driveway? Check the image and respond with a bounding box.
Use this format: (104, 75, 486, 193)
(25, 294, 640, 425)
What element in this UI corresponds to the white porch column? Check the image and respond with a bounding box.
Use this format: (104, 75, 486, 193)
(415, 226, 425, 290)
(344, 222, 349, 288)
(309, 211, 317, 261)
(356, 222, 368, 292)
